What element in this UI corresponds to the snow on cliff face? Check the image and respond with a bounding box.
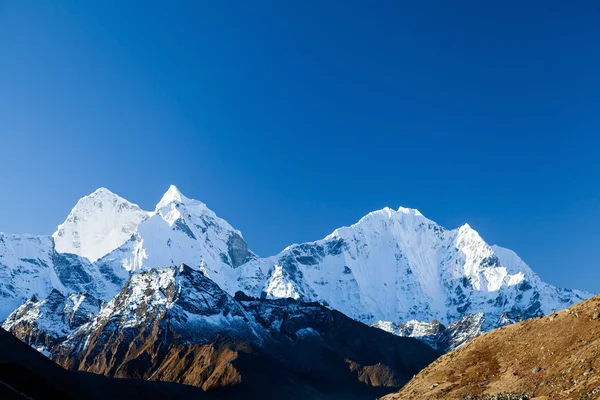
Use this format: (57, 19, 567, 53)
(2, 289, 101, 353)
(237, 206, 590, 327)
(53, 188, 149, 262)
(2, 191, 144, 313)
(65, 265, 257, 354)
(96, 185, 256, 293)
(0, 232, 126, 320)
(263, 265, 302, 300)
(0, 234, 67, 319)
(98, 265, 247, 329)
(0, 186, 256, 320)
(57, 185, 256, 296)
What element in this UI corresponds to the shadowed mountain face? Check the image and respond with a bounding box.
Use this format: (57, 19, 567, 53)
(7, 265, 439, 399)
(0, 325, 74, 400)
(383, 295, 600, 400)
(0, 327, 216, 400)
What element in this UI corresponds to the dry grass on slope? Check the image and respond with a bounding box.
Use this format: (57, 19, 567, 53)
(383, 295, 600, 400)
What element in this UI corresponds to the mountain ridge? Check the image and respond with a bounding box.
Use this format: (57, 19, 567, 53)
(237, 204, 588, 331)
(9, 264, 438, 399)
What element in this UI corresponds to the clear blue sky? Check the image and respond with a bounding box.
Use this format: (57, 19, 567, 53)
(1, 1, 599, 292)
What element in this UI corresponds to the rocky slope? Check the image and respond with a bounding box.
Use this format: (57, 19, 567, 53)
(7, 265, 438, 399)
(0, 325, 216, 399)
(383, 295, 600, 400)
(2, 289, 101, 355)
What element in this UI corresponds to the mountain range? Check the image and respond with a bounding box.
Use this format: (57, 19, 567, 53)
(0, 185, 592, 397)
(0, 186, 589, 344)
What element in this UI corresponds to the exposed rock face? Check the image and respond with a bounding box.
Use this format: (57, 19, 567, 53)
(55, 265, 254, 378)
(227, 232, 254, 268)
(382, 295, 600, 399)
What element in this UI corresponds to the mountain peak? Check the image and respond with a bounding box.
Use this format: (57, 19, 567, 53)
(366, 206, 426, 222)
(156, 185, 195, 210)
(456, 223, 482, 240)
(74, 187, 127, 205)
(53, 188, 149, 262)
(91, 265, 247, 335)
(397, 206, 423, 216)
(89, 187, 116, 197)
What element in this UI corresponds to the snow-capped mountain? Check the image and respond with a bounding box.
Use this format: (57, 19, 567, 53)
(0, 233, 129, 321)
(237, 206, 590, 331)
(26, 264, 437, 398)
(85, 185, 256, 295)
(53, 188, 150, 262)
(0, 185, 593, 398)
(0, 233, 109, 320)
(0, 185, 256, 320)
(0, 234, 64, 319)
(0, 186, 590, 347)
(109, 185, 256, 289)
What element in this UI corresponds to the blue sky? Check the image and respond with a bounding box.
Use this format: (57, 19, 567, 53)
(1, 1, 599, 292)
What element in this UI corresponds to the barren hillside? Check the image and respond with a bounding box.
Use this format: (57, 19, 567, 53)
(383, 295, 600, 400)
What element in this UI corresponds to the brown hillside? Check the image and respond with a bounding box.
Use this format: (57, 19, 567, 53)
(0, 327, 213, 399)
(383, 295, 600, 400)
